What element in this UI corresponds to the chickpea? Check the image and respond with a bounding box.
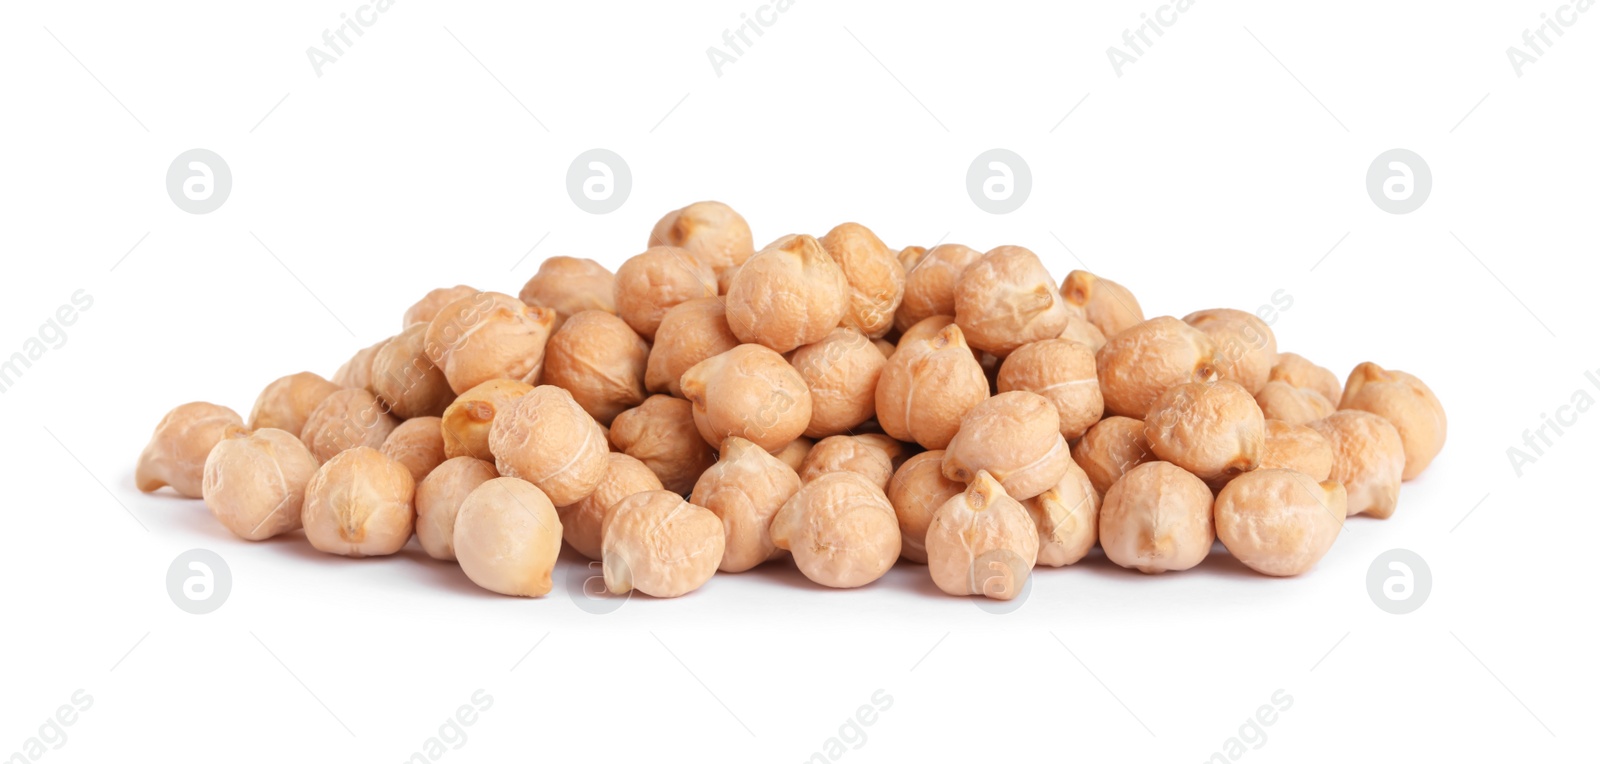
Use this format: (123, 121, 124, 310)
(300, 388, 400, 463)
(790, 327, 886, 437)
(873, 339, 896, 358)
(370, 322, 456, 419)
(440, 379, 533, 462)
(403, 285, 479, 328)
(614, 246, 717, 341)
(1270, 352, 1341, 407)
(996, 339, 1104, 440)
(691, 436, 802, 572)
(1096, 316, 1217, 418)
(1215, 469, 1347, 576)
(1098, 461, 1214, 574)
(248, 372, 343, 437)
(541, 310, 650, 425)
(415, 456, 498, 561)
(896, 314, 961, 352)
(954, 246, 1073, 356)
(1061, 270, 1145, 339)
(724, 234, 849, 353)
(770, 471, 901, 588)
(925, 470, 1039, 599)
(426, 292, 557, 393)
(1071, 416, 1154, 496)
(886, 450, 964, 564)
(518, 257, 616, 327)
(558, 452, 663, 561)
(487, 385, 609, 506)
(798, 434, 906, 489)
(775, 437, 814, 473)
(648, 201, 755, 291)
(943, 391, 1071, 500)
(819, 222, 906, 338)
(454, 477, 563, 597)
(609, 395, 718, 494)
(1059, 313, 1108, 354)
(1023, 458, 1099, 567)
(896, 245, 926, 273)
(602, 490, 724, 598)
(302, 447, 415, 557)
(332, 338, 385, 390)
(1339, 362, 1447, 480)
(1259, 419, 1334, 482)
(1183, 308, 1277, 395)
(1144, 379, 1265, 481)
(1255, 380, 1334, 425)
(1308, 410, 1404, 519)
(645, 297, 739, 397)
(201, 427, 319, 540)
(380, 416, 447, 484)
(897, 243, 983, 333)
(136, 402, 245, 498)
(680, 344, 813, 453)
(875, 322, 990, 449)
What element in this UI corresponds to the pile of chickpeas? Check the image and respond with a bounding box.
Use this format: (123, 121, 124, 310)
(135, 201, 1447, 600)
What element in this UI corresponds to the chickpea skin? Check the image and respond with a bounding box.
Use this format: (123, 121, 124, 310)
(609, 395, 718, 495)
(1308, 410, 1405, 519)
(648, 201, 756, 291)
(691, 436, 803, 572)
(943, 391, 1072, 501)
(1099, 461, 1214, 574)
(1071, 415, 1154, 496)
(415, 456, 498, 561)
(819, 222, 906, 338)
(602, 490, 725, 598)
(875, 323, 990, 450)
(1059, 313, 1108, 354)
(454, 477, 563, 597)
(487, 385, 609, 506)
(790, 327, 886, 438)
(136, 402, 245, 498)
(680, 344, 814, 453)
(724, 234, 849, 353)
(1255, 380, 1334, 425)
(1061, 270, 1145, 339)
(614, 246, 718, 341)
(954, 246, 1073, 357)
(300, 388, 400, 464)
(1270, 352, 1341, 407)
(1184, 308, 1278, 395)
(426, 292, 557, 393)
(517, 257, 616, 327)
(558, 452, 663, 561)
(896, 243, 983, 334)
(248, 372, 344, 437)
(440, 379, 533, 462)
(775, 437, 815, 473)
(645, 297, 740, 397)
(332, 338, 385, 390)
(403, 285, 480, 328)
(886, 450, 965, 564)
(1096, 316, 1217, 418)
(997, 338, 1104, 440)
(770, 472, 901, 588)
(1023, 458, 1100, 567)
(302, 447, 416, 558)
(380, 416, 447, 484)
(1338, 362, 1447, 480)
(926, 470, 1040, 600)
(541, 310, 650, 426)
(1215, 469, 1347, 576)
(798, 434, 906, 489)
(201, 427, 319, 541)
(370, 322, 456, 419)
(1259, 419, 1334, 482)
(1144, 379, 1265, 481)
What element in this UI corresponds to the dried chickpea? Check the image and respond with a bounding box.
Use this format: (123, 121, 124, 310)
(425, 292, 557, 393)
(925, 470, 1039, 599)
(370, 322, 456, 419)
(873, 339, 896, 358)
(875, 323, 989, 449)
(1061, 270, 1145, 339)
(943, 391, 1071, 500)
(248, 372, 343, 437)
(1098, 461, 1214, 574)
(1270, 353, 1341, 407)
(380, 416, 447, 484)
(1215, 469, 1347, 576)
(680, 344, 813, 453)
(415, 456, 497, 561)
(819, 222, 905, 338)
(1255, 380, 1334, 425)
(614, 246, 717, 341)
(541, 310, 650, 425)
(1096, 316, 1217, 418)
(1259, 419, 1334, 482)
(201, 427, 318, 540)
(487, 385, 609, 506)
(440, 379, 532, 462)
(1144, 379, 1265, 481)
(136, 402, 245, 498)
(302, 447, 415, 557)
(1339, 362, 1447, 480)
(300, 388, 400, 463)
(790, 327, 886, 437)
(691, 437, 802, 572)
(602, 490, 724, 597)
(1071, 415, 1153, 496)
(775, 437, 814, 472)
(609, 395, 718, 494)
(1023, 458, 1099, 567)
(1308, 410, 1404, 519)
(895, 315, 964, 353)
(724, 234, 848, 353)
(896, 243, 983, 333)
(954, 246, 1073, 356)
(886, 450, 964, 564)
(770, 471, 901, 588)
(454, 477, 562, 597)
(558, 452, 663, 561)
(518, 257, 616, 327)
(897, 245, 926, 273)
(1059, 313, 1108, 354)
(648, 201, 755, 290)
(332, 339, 385, 390)
(403, 285, 479, 328)
(1184, 308, 1277, 395)
(997, 339, 1104, 440)
(798, 434, 905, 489)
(645, 297, 739, 397)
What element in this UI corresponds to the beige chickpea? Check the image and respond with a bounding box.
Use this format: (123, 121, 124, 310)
(454, 477, 563, 597)
(1071, 416, 1154, 496)
(1096, 316, 1217, 418)
(1255, 380, 1334, 425)
(518, 257, 616, 327)
(1215, 469, 1347, 576)
(1098, 461, 1214, 574)
(645, 297, 739, 397)
(1144, 379, 1265, 481)
(300, 388, 400, 463)
(691, 437, 803, 572)
(775, 437, 814, 472)
(136, 402, 245, 498)
(403, 285, 479, 328)
(819, 222, 905, 338)
(897, 243, 983, 334)
(1061, 270, 1145, 340)
(415, 456, 497, 561)
(724, 234, 849, 353)
(302, 447, 415, 557)
(926, 470, 1039, 599)
(201, 427, 318, 540)
(648, 201, 755, 291)
(609, 395, 718, 494)
(332, 338, 385, 390)
(1259, 419, 1334, 482)
(886, 450, 964, 564)
(380, 416, 447, 484)
(1270, 352, 1341, 407)
(798, 434, 906, 489)
(680, 344, 813, 453)
(875, 323, 990, 449)
(1339, 362, 1447, 480)
(1059, 313, 1108, 354)
(1023, 458, 1099, 567)
(790, 327, 886, 437)
(943, 391, 1071, 500)
(440, 379, 533, 462)
(602, 490, 724, 597)
(541, 310, 650, 426)
(873, 339, 896, 358)
(614, 246, 717, 341)
(426, 292, 557, 393)
(954, 246, 1073, 356)
(897, 245, 926, 273)
(997, 339, 1104, 440)
(1308, 410, 1405, 519)
(370, 322, 456, 419)
(770, 471, 901, 588)
(248, 372, 343, 437)
(487, 385, 609, 506)
(1184, 308, 1277, 395)
(558, 452, 663, 561)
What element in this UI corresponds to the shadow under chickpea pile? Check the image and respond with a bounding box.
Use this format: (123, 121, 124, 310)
(134, 200, 1448, 600)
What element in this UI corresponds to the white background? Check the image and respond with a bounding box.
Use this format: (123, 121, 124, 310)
(1, 1, 1596, 761)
